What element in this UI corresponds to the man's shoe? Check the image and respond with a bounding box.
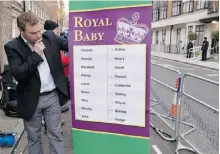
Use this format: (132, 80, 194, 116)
(61, 106, 69, 113)
(61, 120, 65, 126)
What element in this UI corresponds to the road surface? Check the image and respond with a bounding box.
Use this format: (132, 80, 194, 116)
(150, 56, 219, 154)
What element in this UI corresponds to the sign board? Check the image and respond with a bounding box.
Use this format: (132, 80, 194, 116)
(69, 1, 152, 154)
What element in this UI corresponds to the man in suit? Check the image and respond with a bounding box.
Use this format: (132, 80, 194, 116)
(201, 37, 209, 61)
(4, 12, 68, 154)
(186, 41, 193, 58)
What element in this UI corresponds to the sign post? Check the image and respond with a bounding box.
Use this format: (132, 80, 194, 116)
(69, 1, 152, 154)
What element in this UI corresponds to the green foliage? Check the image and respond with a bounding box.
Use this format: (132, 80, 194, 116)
(188, 32, 197, 41)
(211, 31, 219, 41)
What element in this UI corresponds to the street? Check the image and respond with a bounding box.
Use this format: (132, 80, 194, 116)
(152, 56, 219, 108)
(150, 56, 219, 154)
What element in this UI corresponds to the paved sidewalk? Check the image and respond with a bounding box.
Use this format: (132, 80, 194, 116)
(0, 91, 24, 154)
(151, 51, 219, 71)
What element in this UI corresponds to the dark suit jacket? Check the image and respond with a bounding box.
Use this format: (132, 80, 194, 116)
(4, 31, 68, 121)
(201, 40, 209, 51)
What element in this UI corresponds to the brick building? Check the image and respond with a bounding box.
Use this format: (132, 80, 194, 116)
(0, 0, 64, 72)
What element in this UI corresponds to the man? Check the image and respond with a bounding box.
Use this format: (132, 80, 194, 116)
(44, 20, 60, 36)
(4, 12, 68, 154)
(44, 20, 70, 107)
(186, 41, 193, 58)
(201, 37, 209, 61)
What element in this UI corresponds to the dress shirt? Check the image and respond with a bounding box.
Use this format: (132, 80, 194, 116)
(21, 35, 56, 93)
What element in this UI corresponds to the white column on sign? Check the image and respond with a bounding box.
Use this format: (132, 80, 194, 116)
(107, 44, 146, 127)
(73, 45, 109, 123)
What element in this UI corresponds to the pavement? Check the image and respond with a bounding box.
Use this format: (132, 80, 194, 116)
(0, 92, 24, 154)
(151, 51, 219, 71)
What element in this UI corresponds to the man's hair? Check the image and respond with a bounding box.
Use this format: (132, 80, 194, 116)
(17, 12, 39, 31)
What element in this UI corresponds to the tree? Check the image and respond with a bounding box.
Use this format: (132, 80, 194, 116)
(211, 31, 219, 54)
(188, 32, 197, 41)
(211, 31, 219, 41)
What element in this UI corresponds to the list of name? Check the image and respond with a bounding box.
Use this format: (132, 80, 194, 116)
(74, 45, 146, 127)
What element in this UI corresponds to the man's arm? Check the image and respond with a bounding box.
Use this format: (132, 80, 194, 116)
(4, 44, 44, 82)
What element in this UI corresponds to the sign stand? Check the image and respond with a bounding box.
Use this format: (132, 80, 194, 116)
(69, 1, 152, 153)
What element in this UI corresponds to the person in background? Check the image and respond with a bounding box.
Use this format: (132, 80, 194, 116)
(186, 41, 193, 58)
(4, 12, 68, 154)
(201, 37, 209, 61)
(44, 20, 70, 105)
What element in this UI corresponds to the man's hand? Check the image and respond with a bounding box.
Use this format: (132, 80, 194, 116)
(34, 39, 45, 56)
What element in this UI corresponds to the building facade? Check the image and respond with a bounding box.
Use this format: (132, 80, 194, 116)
(11, 0, 51, 38)
(0, 0, 63, 72)
(152, 0, 219, 54)
(47, 0, 65, 30)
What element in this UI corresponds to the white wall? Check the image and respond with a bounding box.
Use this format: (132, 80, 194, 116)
(151, 21, 217, 51)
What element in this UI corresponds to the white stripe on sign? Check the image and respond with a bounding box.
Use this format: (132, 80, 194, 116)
(152, 145, 163, 154)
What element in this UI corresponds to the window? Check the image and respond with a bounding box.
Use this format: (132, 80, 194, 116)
(38, 7, 40, 16)
(183, 0, 194, 13)
(31, 2, 34, 12)
(12, 17, 19, 38)
(176, 28, 181, 45)
(188, 26, 193, 43)
(41, 10, 43, 19)
(197, 0, 208, 10)
(12, 17, 16, 38)
(195, 25, 205, 46)
(188, 26, 193, 33)
(162, 30, 166, 44)
(155, 31, 159, 44)
(35, 5, 37, 14)
(172, 1, 181, 16)
(153, 9, 159, 21)
(160, 6, 167, 19)
(153, 1, 168, 21)
(25, 0, 31, 11)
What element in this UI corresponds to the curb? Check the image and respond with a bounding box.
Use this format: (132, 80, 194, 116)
(10, 120, 25, 154)
(152, 55, 219, 71)
(11, 129, 25, 154)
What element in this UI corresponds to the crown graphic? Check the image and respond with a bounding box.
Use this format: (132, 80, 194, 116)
(114, 12, 149, 44)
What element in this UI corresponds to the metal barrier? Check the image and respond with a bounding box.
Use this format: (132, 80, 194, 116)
(176, 73, 219, 154)
(150, 62, 181, 141)
(189, 46, 201, 59)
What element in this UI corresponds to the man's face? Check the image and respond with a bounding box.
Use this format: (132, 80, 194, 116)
(53, 27, 60, 36)
(20, 22, 42, 44)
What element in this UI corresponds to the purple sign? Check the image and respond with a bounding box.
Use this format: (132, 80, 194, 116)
(69, 6, 151, 138)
